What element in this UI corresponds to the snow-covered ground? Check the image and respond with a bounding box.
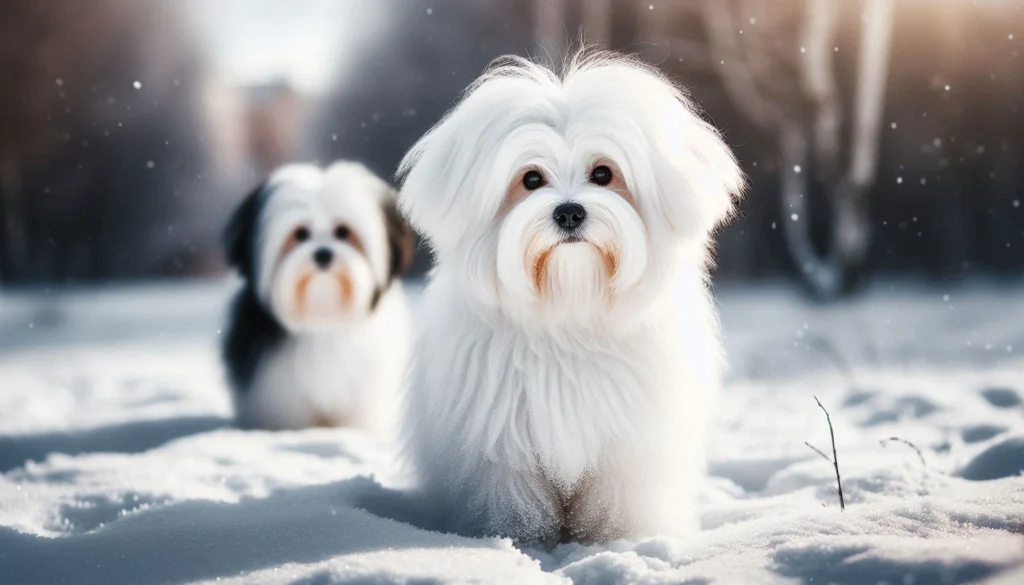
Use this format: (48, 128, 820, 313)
(1, 278, 1023, 584)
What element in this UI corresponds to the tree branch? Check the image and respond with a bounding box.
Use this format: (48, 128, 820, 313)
(880, 436, 927, 468)
(800, 0, 842, 175)
(804, 441, 832, 463)
(700, 0, 786, 131)
(814, 395, 845, 511)
(847, 0, 895, 187)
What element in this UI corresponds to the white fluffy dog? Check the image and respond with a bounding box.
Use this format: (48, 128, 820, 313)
(222, 161, 414, 433)
(397, 51, 744, 544)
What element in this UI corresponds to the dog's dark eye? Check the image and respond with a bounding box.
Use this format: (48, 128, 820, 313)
(590, 165, 613, 186)
(334, 225, 350, 240)
(294, 227, 311, 242)
(523, 170, 545, 191)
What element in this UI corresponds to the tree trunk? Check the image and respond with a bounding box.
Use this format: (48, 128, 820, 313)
(848, 0, 894, 189)
(779, 0, 894, 297)
(0, 156, 28, 284)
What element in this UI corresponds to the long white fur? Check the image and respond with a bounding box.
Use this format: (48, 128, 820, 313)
(237, 161, 410, 434)
(397, 51, 744, 543)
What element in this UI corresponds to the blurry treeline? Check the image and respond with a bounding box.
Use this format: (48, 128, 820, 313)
(1, 0, 1022, 287)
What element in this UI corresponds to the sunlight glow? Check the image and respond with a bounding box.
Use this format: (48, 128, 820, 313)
(187, 0, 387, 95)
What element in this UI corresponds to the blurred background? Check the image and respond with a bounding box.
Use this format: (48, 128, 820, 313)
(1, 0, 1022, 294)
(4, 5, 1024, 576)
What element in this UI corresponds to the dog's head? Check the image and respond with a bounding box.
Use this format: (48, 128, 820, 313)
(397, 51, 744, 329)
(225, 161, 414, 333)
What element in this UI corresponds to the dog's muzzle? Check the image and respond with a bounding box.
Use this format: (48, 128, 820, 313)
(313, 247, 333, 270)
(553, 202, 586, 232)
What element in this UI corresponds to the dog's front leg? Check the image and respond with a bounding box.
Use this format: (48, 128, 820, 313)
(443, 456, 563, 545)
(568, 443, 701, 540)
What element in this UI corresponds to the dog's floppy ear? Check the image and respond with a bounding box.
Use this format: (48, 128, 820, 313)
(616, 66, 744, 239)
(395, 56, 542, 252)
(663, 110, 746, 235)
(381, 191, 415, 281)
(223, 182, 264, 280)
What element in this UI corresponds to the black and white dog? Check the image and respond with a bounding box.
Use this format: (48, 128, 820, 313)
(222, 161, 414, 433)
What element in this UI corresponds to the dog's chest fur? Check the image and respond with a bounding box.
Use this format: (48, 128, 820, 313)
(229, 286, 408, 431)
(440, 319, 668, 488)
(239, 331, 369, 428)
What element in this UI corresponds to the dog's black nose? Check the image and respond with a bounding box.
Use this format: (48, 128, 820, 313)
(553, 203, 586, 231)
(313, 247, 333, 269)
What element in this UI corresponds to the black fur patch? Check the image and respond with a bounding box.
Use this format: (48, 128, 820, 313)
(222, 285, 285, 394)
(223, 182, 265, 281)
(221, 181, 284, 394)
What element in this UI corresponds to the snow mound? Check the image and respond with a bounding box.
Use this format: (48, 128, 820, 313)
(959, 435, 1024, 481)
(2, 280, 1024, 583)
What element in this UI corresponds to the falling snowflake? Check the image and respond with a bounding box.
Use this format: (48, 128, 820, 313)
(790, 213, 799, 221)
(133, 81, 142, 90)
(146, 160, 155, 169)
(793, 165, 802, 173)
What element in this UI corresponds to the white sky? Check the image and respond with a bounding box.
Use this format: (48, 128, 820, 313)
(186, 0, 388, 95)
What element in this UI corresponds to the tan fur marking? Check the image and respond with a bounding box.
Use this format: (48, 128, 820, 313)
(592, 159, 637, 209)
(294, 272, 313, 318)
(594, 244, 619, 281)
(335, 224, 365, 255)
(278, 228, 306, 263)
(533, 247, 553, 296)
(336, 271, 353, 310)
(311, 410, 349, 428)
(501, 167, 544, 215)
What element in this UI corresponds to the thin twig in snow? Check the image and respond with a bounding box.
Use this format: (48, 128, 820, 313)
(880, 436, 927, 468)
(814, 396, 845, 511)
(804, 441, 832, 463)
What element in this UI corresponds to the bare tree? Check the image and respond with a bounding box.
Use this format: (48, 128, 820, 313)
(644, 0, 895, 297)
(0, 0, 218, 283)
(0, 2, 101, 281)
